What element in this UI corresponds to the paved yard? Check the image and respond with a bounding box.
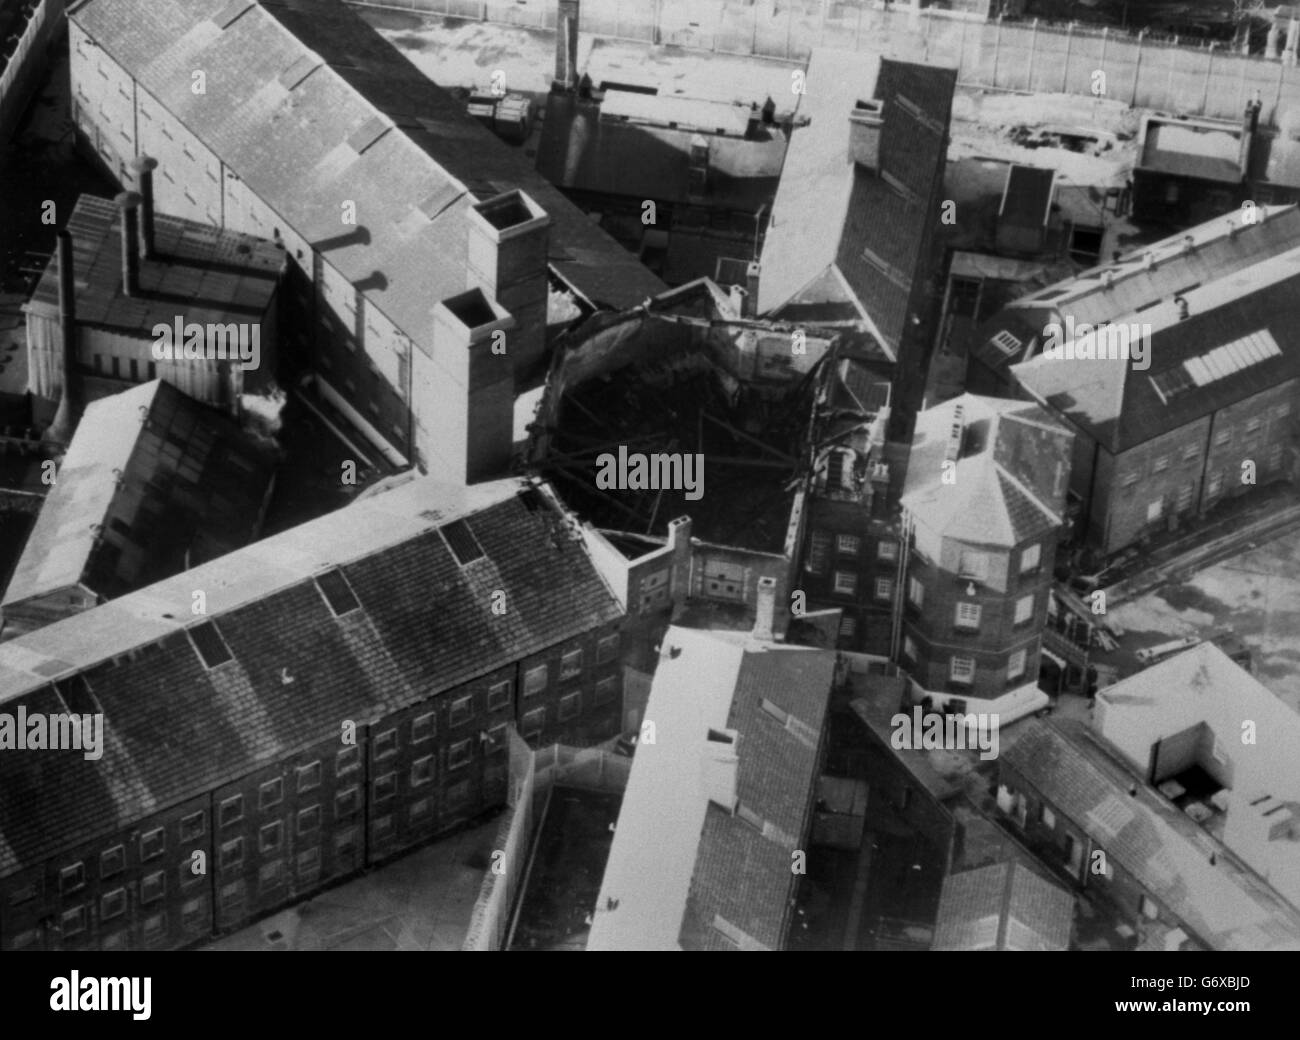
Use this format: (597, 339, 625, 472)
(1105, 527, 1300, 714)
(204, 816, 500, 952)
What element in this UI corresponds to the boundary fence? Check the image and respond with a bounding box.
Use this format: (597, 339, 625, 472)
(349, 0, 1300, 124)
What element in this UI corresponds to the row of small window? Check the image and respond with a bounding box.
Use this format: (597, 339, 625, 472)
(901, 639, 1028, 683)
(56, 898, 195, 943)
(1121, 415, 1290, 486)
(832, 573, 894, 599)
(49, 678, 618, 904)
(957, 543, 1040, 583)
(952, 595, 1035, 630)
(1138, 457, 1284, 523)
(218, 751, 354, 829)
(53, 819, 191, 897)
(830, 534, 898, 560)
(844, 580, 1035, 616)
(524, 636, 620, 693)
(806, 532, 899, 573)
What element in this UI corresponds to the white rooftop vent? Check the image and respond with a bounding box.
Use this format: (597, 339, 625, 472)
(943, 402, 965, 464)
(702, 728, 740, 812)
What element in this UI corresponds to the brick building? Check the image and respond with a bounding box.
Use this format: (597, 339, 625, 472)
(0, 475, 628, 951)
(966, 204, 1300, 400)
(66, 0, 664, 477)
(796, 353, 905, 655)
(1011, 242, 1300, 559)
(897, 394, 1072, 706)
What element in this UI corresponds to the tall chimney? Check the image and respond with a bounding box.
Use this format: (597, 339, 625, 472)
(116, 191, 142, 297)
(745, 260, 760, 318)
(46, 230, 80, 444)
(554, 0, 580, 92)
(430, 288, 515, 484)
(753, 575, 777, 641)
(668, 515, 693, 605)
(466, 190, 550, 378)
(131, 155, 158, 259)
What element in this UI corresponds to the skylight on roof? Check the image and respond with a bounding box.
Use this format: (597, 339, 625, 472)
(440, 519, 486, 565)
(189, 622, 234, 670)
(315, 569, 361, 617)
(1184, 330, 1280, 386)
(759, 698, 789, 725)
(1152, 329, 1282, 403)
(989, 330, 1022, 357)
(1149, 366, 1195, 405)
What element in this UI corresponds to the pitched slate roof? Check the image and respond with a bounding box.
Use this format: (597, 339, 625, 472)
(589, 627, 835, 951)
(999, 165, 1056, 231)
(758, 49, 956, 357)
(684, 646, 836, 951)
(2, 380, 275, 615)
(1012, 245, 1300, 454)
(68, 0, 664, 356)
(24, 194, 283, 335)
(901, 394, 1072, 548)
(0, 476, 623, 878)
(969, 204, 1300, 379)
(1003, 720, 1300, 951)
(932, 861, 1074, 951)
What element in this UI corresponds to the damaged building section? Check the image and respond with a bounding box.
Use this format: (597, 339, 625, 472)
(528, 275, 909, 665)
(797, 348, 907, 656)
(528, 278, 825, 556)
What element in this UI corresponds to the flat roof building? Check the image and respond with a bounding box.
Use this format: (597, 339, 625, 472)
(1000, 719, 1300, 951)
(1094, 642, 1300, 912)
